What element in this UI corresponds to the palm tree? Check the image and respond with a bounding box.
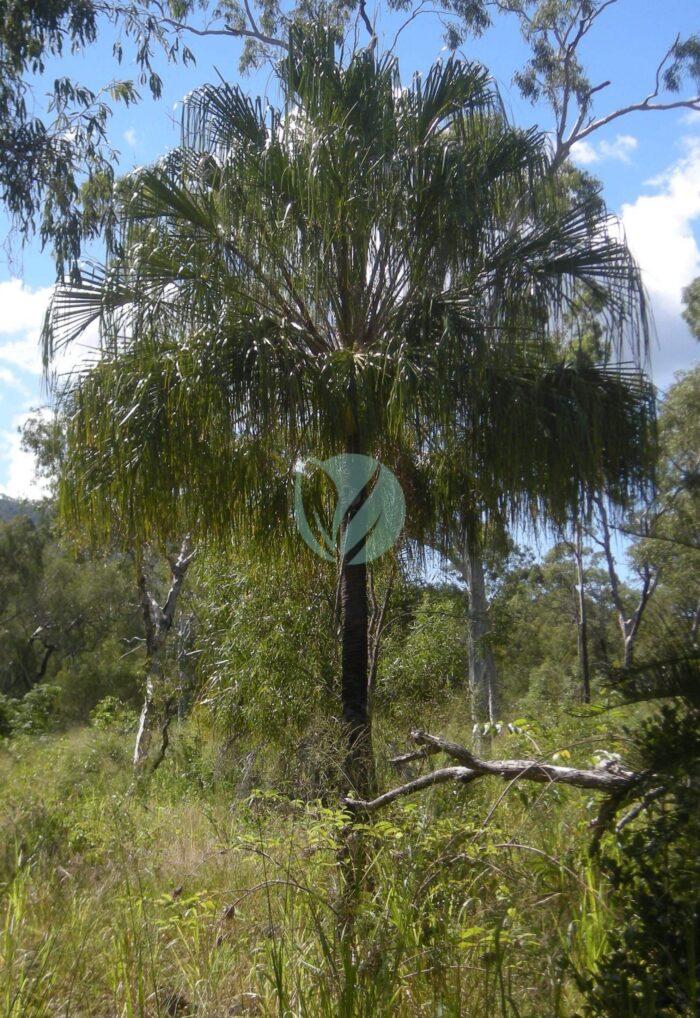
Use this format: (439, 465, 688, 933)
(44, 27, 654, 792)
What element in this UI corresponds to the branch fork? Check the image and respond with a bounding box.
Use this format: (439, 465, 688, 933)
(342, 730, 638, 814)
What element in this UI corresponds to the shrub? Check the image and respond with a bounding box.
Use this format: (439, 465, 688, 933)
(90, 695, 139, 733)
(10, 685, 61, 735)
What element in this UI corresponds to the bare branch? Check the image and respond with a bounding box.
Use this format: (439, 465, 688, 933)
(498, 1, 700, 169)
(616, 526, 700, 553)
(410, 730, 635, 788)
(591, 498, 659, 667)
(343, 766, 478, 813)
(358, 0, 377, 48)
(389, 3, 442, 53)
(616, 785, 665, 833)
(343, 730, 638, 813)
(158, 14, 287, 52)
(162, 535, 195, 631)
(569, 93, 700, 150)
(243, 0, 262, 40)
(389, 745, 437, 766)
(134, 536, 194, 770)
(368, 561, 396, 703)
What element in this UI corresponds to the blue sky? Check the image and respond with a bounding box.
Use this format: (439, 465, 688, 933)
(0, 0, 698, 497)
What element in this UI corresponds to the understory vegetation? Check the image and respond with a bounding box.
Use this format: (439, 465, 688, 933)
(0, 695, 683, 1018)
(1, 490, 698, 1015)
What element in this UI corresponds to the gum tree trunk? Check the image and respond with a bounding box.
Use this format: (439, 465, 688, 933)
(134, 536, 194, 771)
(463, 535, 498, 725)
(593, 497, 659, 669)
(573, 524, 591, 703)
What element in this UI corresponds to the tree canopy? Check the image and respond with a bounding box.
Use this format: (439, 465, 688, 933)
(45, 26, 655, 553)
(3, 1, 699, 272)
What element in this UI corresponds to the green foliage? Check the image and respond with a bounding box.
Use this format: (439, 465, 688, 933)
(682, 277, 700, 340)
(0, 513, 142, 718)
(581, 654, 700, 1015)
(633, 367, 700, 649)
(378, 586, 469, 713)
(481, 2, 700, 149)
(7, 684, 61, 735)
(0, 696, 15, 738)
(89, 695, 139, 733)
(4, 0, 697, 273)
(18, 413, 64, 495)
(486, 541, 621, 705)
(195, 550, 338, 743)
(0, 0, 193, 272)
(46, 27, 653, 560)
(0, 684, 63, 737)
(0, 721, 605, 1015)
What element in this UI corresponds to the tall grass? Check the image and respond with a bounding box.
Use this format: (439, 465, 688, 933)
(0, 722, 611, 1016)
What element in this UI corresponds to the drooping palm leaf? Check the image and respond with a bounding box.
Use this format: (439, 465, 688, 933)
(44, 26, 655, 550)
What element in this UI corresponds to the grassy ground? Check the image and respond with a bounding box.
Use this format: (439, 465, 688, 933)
(0, 716, 617, 1016)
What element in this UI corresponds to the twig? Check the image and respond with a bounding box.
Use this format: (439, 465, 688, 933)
(616, 785, 666, 833)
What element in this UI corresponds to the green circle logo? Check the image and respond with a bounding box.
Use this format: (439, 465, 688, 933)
(294, 454, 406, 564)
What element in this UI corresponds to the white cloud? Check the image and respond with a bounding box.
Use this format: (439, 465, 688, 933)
(571, 139, 598, 164)
(619, 136, 700, 386)
(0, 365, 29, 396)
(0, 279, 53, 375)
(0, 411, 51, 500)
(0, 279, 101, 495)
(621, 137, 700, 313)
(124, 127, 137, 147)
(572, 133, 639, 166)
(0, 278, 54, 335)
(0, 277, 100, 380)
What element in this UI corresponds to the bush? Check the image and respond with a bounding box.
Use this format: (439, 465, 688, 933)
(377, 588, 468, 716)
(9, 685, 61, 735)
(90, 695, 139, 734)
(581, 702, 700, 1016)
(0, 694, 15, 737)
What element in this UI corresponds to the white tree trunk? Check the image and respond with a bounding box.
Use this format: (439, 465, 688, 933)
(133, 670, 157, 768)
(462, 536, 498, 725)
(593, 499, 659, 669)
(573, 525, 591, 703)
(133, 536, 194, 772)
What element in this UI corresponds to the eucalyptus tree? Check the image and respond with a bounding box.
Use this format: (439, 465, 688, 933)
(5, 0, 698, 273)
(45, 27, 654, 791)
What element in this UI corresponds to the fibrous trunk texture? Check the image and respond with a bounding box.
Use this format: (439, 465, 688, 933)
(339, 451, 376, 797)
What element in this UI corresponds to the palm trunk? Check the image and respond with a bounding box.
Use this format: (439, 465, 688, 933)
(463, 536, 498, 725)
(340, 551, 375, 793)
(339, 446, 375, 797)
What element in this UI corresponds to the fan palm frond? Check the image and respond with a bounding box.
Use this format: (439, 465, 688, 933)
(43, 25, 654, 548)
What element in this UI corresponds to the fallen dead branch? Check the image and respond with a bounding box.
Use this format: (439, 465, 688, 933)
(343, 730, 639, 814)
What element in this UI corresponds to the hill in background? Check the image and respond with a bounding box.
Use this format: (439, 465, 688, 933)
(0, 494, 42, 523)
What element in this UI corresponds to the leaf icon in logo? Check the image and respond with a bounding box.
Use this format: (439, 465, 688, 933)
(294, 454, 405, 564)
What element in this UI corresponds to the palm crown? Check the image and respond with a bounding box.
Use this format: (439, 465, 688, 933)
(44, 26, 653, 549)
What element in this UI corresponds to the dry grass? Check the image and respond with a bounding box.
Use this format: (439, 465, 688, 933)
(0, 723, 608, 1016)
